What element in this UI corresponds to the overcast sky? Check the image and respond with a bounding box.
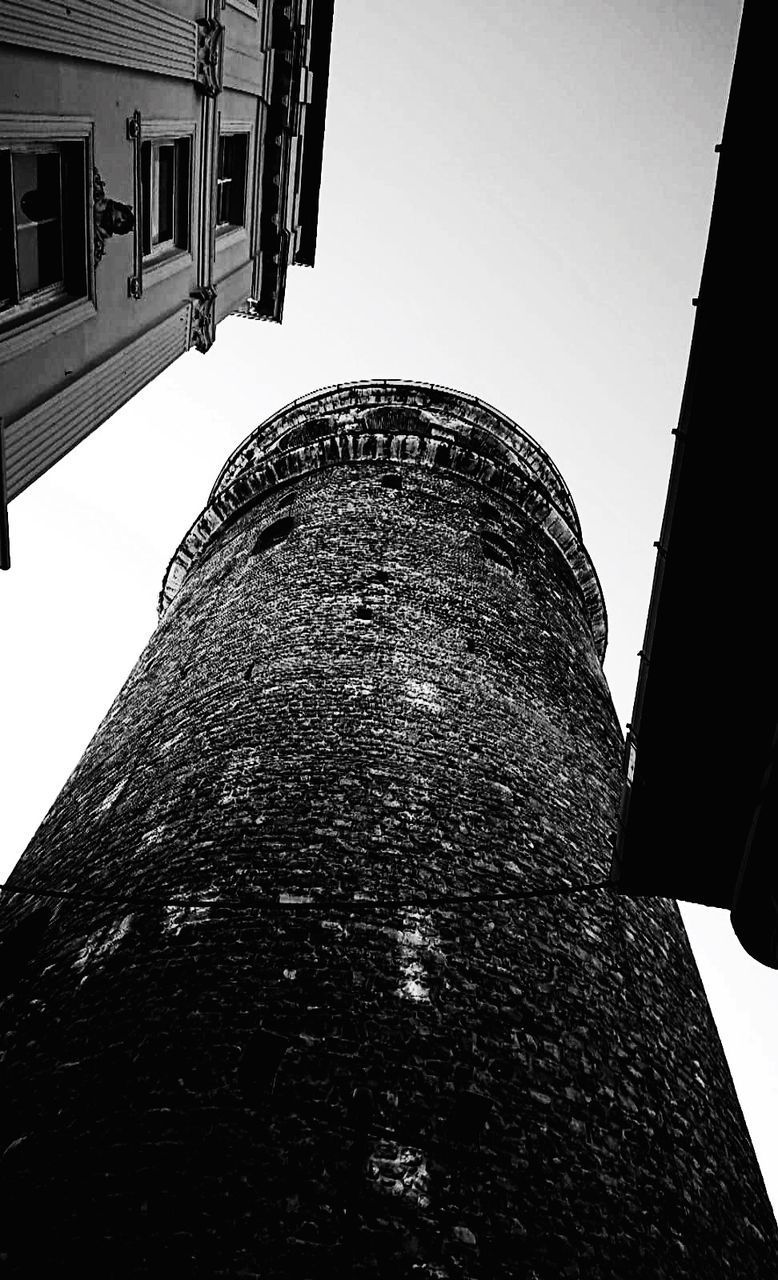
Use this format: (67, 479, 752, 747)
(3, 0, 775, 1216)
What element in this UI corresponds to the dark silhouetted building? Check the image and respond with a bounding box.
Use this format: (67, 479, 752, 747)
(612, 3, 777, 966)
(1, 381, 775, 1275)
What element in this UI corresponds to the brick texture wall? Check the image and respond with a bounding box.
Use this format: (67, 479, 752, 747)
(1, 382, 776, 1277)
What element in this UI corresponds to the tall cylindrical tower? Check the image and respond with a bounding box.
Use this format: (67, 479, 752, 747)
(1, 381, 775, 1277)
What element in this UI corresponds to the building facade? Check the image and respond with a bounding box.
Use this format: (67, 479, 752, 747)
(0, 0, 334, 566)
(1, 381, 776, 1276)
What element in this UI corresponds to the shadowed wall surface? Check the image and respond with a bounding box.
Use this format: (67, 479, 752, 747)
(1, 382, 776, 1277)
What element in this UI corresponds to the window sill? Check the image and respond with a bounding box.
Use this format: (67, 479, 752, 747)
(142, 248, 194, 289)
(215, 224, 248, 254)
(225, 0, 259, 17)
(0, 296, 97, 365)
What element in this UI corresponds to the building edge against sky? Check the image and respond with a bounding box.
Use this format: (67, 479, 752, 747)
(0, 0, 335, 568)
(611, 1, 778, 970)
(0, 380, 775, 1274)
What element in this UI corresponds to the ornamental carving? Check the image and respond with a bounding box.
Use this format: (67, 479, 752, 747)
(195, 18, 224, 96)
(190, 285, 218, 353)
(93, 167, 135, 268)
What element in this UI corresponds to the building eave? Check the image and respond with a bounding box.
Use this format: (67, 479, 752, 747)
(612, 1, 777, 966)
(292, 0, 334, 266)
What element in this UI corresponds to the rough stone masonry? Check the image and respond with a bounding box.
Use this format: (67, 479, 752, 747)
(1, 380, 776, 1277)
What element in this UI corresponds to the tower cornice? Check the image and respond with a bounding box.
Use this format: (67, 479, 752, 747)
(159, 380, 608, 658)
(210, 381, 580, 528)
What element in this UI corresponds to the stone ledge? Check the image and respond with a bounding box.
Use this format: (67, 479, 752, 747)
(210, 381, 581, 534)
(159, 430, 608, 660)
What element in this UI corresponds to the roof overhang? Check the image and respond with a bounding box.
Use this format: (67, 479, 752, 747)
(612, 1, 776, 966)
(293, 0, 334, 267)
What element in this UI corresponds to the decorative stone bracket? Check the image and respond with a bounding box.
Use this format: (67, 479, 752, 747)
(190, 285, 218, 353)
(195, 17, 225, 96)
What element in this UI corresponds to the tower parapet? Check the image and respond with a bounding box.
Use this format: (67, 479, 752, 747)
(161, 381, 607, 657)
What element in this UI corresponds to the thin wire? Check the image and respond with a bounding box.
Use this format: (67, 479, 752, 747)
(0, 876, 615, 914)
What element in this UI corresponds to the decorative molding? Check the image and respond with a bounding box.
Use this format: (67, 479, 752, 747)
(196, 99, 219, 289)
(0, 113, 94, 140)
(261, 47, 275, 102)
(225, 0, 259, 18)
(93, 167, 135, 269)
(3, 307, 190, 502)
(249, 100, 266, 257)
(126, 110, 143, 300)
(285, 133, 302, 230)
(160, 428, 606, 652)
(214, 382, 582, 535)
(218, 117, 254, 134)
(141, 119, 198, 142)
(0, 0, 198, 80)
(208, 107, 220, 274)
(189, 285, 218, 353)
(195, 18, 225, 97)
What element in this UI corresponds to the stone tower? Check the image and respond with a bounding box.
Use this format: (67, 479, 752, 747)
(1, 380, 775, 1277)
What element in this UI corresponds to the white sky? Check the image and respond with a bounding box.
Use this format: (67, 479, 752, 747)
(3, 0, 776, 1217)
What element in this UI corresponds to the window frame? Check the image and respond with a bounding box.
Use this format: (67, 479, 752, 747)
(0, 115, 94, 361)
(1, 142, 67, 314)
(140, 135, 192, 264)
(139, 119, 197, 287)
(149, 141, 176, 255)
(225, 0, 260, 16)
(215, 128, 251, 236)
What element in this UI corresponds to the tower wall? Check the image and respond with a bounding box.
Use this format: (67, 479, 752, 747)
(1, 382, 776, 1277)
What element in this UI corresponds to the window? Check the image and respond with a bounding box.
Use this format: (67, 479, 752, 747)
(480, 529, 514, 570)
(140, 138, 190, 259)
(216, 133, 249, 229)
(0, 141, 88, 328)
(478, 500, 501, 524)
(250, 516, 294, 555)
